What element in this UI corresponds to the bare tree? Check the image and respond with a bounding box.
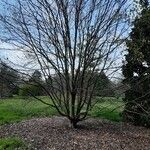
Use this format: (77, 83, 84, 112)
(0, 0, 130, 127)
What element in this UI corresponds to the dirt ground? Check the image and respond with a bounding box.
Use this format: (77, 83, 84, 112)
(0, 117, 150, 150)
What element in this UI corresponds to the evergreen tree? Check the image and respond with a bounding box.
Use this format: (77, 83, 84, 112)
(122, 1, 150, 127)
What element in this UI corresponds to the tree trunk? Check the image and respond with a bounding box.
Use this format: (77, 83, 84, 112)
(70, 119, 78, 128)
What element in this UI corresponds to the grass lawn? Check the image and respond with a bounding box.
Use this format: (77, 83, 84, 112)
(0, 96, 124, 125)
(90, 97, 124, 122)
(0, 96, 57, 125)
(0, 137, 27, 150)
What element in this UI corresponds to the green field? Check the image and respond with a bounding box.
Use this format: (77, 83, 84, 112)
(0, 96, 124, 125)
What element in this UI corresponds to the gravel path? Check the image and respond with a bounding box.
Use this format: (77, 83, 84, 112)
(0, 117, 150, 150)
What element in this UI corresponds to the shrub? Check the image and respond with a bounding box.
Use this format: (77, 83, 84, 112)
(19, 83, 42, 97)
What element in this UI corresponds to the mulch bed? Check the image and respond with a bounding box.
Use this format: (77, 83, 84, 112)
(0, 117, 150, 150)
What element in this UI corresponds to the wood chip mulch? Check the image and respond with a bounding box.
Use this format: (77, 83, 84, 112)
(0, 117, 150, 150)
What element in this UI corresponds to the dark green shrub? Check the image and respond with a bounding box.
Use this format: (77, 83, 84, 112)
(19, 84, 42, 97)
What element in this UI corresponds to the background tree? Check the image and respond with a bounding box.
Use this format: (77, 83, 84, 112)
(122, 0, 150, 127)
(0, 0, 129, 127)
(0, 62, 20, 98)
(95, 72, 116, 97)
(29, 70, 42, 83)
(19, 70, 43, 97)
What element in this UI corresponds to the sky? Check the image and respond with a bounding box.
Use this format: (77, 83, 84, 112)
(0, 42, 26, 66)
(0, 0, 28, 68)
(0, 0, 18, 62)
